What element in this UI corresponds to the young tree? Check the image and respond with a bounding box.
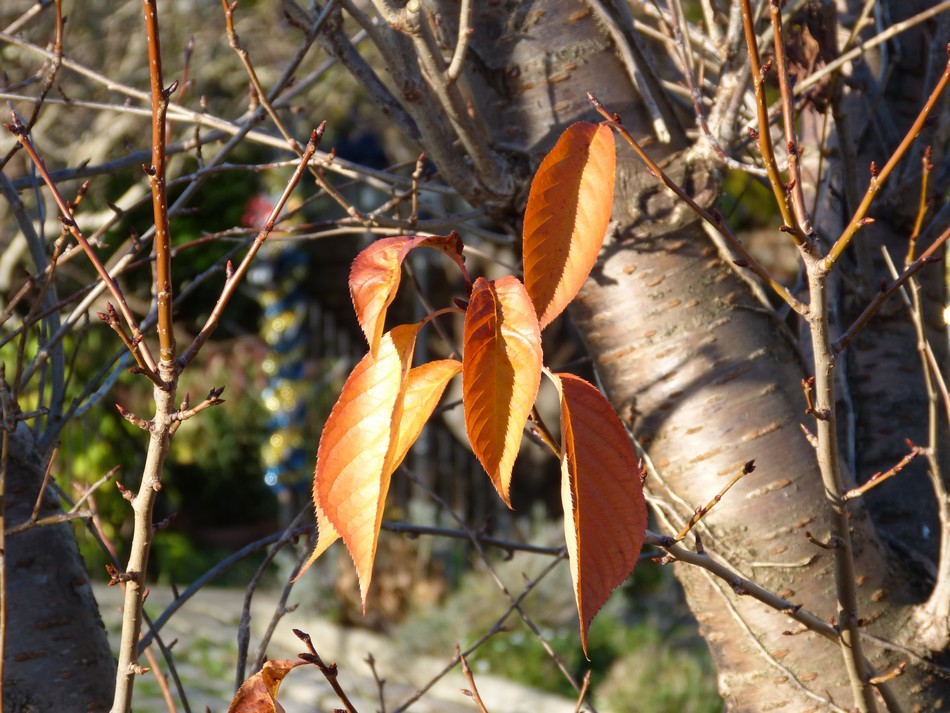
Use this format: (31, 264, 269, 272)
(300, 1, 950, 710)
(2, 1, 949, 712)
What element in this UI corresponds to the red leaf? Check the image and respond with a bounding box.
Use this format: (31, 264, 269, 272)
(550, 372, 647, 654)
(463, 276, 542, 506)
(523, 122, 615, 329)
(228, 659, 305, 713)
(350, 233, 467, 355)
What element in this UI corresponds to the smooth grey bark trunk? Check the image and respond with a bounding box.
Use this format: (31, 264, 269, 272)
(2, 426, 115, 712)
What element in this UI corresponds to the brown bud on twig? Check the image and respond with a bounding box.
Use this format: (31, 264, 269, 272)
(105, 564, 139, 586)
(116, 481, 135, 502)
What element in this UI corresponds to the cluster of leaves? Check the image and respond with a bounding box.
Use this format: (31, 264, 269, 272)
(297, 122, 648, 651)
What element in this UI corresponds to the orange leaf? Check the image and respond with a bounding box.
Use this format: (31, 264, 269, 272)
(228, 659, 305, 713)
(298, 355, 460, 594)
(523, 122, 615, 330)
(390, 359, 463, 466)
(350, 233, 467, 355)
(551, 372, 647, 654)
(295, 500, 340, 581)
(463, 276, 542, 506)
(312, 324, 418, 606)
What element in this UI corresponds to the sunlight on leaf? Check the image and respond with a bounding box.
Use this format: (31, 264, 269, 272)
(295, 501, 340, 581)
(311, 323, 418, 606)
(391, 359, 463, 466)
(350, 233, 467, 356)
(227, 659, 305, 713)
(523, 122, 615, 330)
(550, 371, 647, 654)
(463, 276, 542, 506)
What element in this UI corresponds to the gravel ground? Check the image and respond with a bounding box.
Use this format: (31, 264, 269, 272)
(95, 584, 579, 713)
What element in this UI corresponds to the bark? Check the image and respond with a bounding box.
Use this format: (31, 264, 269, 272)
(2, 427, 115, 712)
(409, 0, 950, 709)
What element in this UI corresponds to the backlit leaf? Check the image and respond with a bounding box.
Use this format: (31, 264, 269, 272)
(551, 371, 647, 654)
(312, 324, 418, 606)
(463, 276, 542, 506)
(298, 351, 460, 596)
(523, 122, 615, 329)
(350, 233, 467, 355)
(295, 500, 340, 580)
(390, 359, 463, 466)
(228, 659, 305, 713)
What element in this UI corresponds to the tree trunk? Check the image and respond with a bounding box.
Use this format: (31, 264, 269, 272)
(2, 427, 115, 712)
(405, 0, 950, 709)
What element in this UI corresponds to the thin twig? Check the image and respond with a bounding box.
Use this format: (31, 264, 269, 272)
(834, 224, 950, 354)
(842, 443, 923, 501)
(399, 469, 598, 711)
(769, 0, 814, 238)
(393, 554, 565, 713)
(803, 255, 878, 712)
(28, 446, 57, 524)
(138, 524, 313, 654)
(3, 118, 161, 381)
(142, 0, 176, 364)
(459, 650, 490, 713)
(4, 509, 94, 536)
(737, 0, 807, 246)
(821, 54, 950, 271)
(675, 460, 754, 541)
(583, 0, 673, 143)
(294, 629, 359, 713)
(588, 94, 809, 316)
(178, 126, 323, 370)
(573, 670, 592, 713)
(445, 0, 472, 83)
(250, 526, 314, 674)
(380, 521, 563, 557)
(234, 507, 310, 691)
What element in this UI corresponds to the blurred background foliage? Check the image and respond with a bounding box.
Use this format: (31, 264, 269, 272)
(0, 1, 785, 708)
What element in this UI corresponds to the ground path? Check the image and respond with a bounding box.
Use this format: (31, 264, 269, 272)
(95, 585, 579, 713)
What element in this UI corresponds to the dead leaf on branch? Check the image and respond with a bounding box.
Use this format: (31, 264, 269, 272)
(549, 371, 647, 654)
(523, 122, 615, 330)
(463, 276, 542, 507)
(227, 659, 305, 713)
(350, 233, 467, 356)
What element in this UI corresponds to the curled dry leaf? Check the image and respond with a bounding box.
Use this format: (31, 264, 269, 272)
(550, 371, 647, 654)
(463, 276, 542, 506)
(523, 122, 615, 330)
(227, 659, 305, 713)
(350, 232, 467, 356)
